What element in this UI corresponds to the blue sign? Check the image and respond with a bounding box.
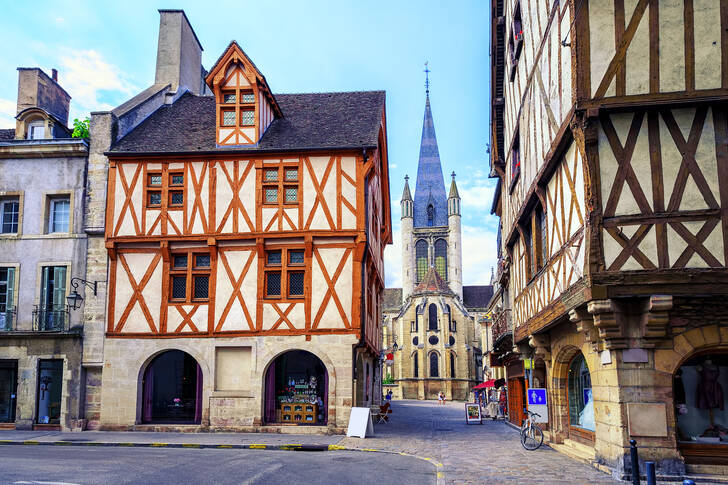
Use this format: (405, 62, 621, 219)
(528, 388, 547, 405)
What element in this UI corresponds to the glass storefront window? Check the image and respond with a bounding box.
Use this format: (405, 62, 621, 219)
(37, 360, 63, 424)
(568, 353, 594, 431)
(675, 352, 727, 444)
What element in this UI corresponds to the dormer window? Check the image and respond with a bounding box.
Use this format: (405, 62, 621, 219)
(241, 110, 255, 126)
(28, 120, 45, 140)
(223, 93, 236, 104)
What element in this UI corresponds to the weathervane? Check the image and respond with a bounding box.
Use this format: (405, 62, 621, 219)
(424, 61, 431, 95)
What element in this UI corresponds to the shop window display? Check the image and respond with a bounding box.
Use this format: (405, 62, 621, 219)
(675, 352, 727, 445)
(568, 353, 594, 432)
(264, 350, 327, 425)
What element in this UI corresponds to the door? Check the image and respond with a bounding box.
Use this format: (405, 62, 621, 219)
(0, 361, 17, 422)
(36, 360, 63, 424)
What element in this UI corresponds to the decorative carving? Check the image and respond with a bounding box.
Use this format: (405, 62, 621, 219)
(569, 306, 601, 351)
(528, 333, 551, 361)
(641, 295, 673, 344)
(588, 299, 627, 349)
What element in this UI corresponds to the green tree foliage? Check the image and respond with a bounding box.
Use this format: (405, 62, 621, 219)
(382, 374, 394, 385)
(72, 117, 90, 139)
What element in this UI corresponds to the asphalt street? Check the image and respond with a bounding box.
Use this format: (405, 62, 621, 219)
(0, 446, 435, 485)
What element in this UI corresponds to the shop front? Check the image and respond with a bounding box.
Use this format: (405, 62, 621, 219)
(36, 359, 63, 426)
(264, 350, 328, 425)
(0, 360, 17, 425)
(141, 350, 202, 424)
(505, 357, 526, 427)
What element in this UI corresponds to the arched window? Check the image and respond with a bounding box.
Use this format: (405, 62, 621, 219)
(430, 352, 439, 377)
(415, 240, 428, 282)
(413, 352, 419, 377)
(568, 353, 594, 431)
(428, 304, 438, 331)
(434, 239, 447, 279)
(445, 305, 452, 331)
(427, 204, 434, 226)
(450, 353, 456, 378)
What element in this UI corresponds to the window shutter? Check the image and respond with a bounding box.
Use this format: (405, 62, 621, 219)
(52, 266, 67, 309)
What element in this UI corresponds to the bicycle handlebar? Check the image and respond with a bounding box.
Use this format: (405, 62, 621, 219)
(524, 409, 541, 418)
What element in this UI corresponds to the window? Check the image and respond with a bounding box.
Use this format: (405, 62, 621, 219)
(428, 304, 438, 331)
(217, 85, 256, 137)
(28, 120, 45, 140)
(261, 165, 299, 207)
(410, 320, 417, 333)
(450, 353, 456, 378)
(415, 240, 428, 283)
(427, 204, 434, 226)
(568, 353, 594, 432)
(434, 239, 447, 280)
(508, 1, 524, 81)
(241, 110, 255, 126)
(264, 248, 305, 299)
(413, 353, 419, 378)
(146, 172, 184, 210)
(169, 251, 210, 303)
(222, 110, 236, 126)
(534, 203, 547, 273)
(1, 199, 19, 233)
(241, 92, 255, 103)
(429, 353, 439, 378)
(223, 93, 236, 104)
(39, 266, 67, 331)
(511, 129, 521, 187)
(522, 221, 533, 281)
(49, 197, 70, 233)
(0, 267, 15, 330)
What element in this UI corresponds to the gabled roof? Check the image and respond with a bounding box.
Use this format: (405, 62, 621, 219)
(462, 285, 494, 310)
(0, 129, 14, 141)
(110, 91, 385, 154)
(205, 40, 282, 117)
(413, 266, 453, 295)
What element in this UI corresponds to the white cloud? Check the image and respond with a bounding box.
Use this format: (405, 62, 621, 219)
(0, 99, 15, 129)
(56, 50, 137, 118)
(55, 17, 65, 24)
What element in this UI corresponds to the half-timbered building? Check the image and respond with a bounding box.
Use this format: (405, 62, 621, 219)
(490, 0, 728, 479)
(93, 13, 390, 431)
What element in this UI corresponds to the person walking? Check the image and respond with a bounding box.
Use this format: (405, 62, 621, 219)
(385, 390, 393, 403)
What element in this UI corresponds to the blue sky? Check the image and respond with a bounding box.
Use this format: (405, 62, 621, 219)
(0, 0, 497, 287)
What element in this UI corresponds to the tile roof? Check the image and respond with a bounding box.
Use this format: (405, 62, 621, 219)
(383, 288, 402, 311)
(413, 266, 454, 295)
(0, 129, 15, 141)
(111, 90, 385, 154)
(462, 285, 494, 310)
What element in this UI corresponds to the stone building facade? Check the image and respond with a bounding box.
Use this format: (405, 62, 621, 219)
(0, 68, 89, 430)
(80, 10, 390, 432)
(382, 86, 492, 401)
(489, 0, 728, 480)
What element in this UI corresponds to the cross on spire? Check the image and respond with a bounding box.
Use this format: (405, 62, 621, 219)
(424, 61, 430, 95)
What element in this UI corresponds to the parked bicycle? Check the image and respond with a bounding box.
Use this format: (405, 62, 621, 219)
(520, 409, 544, 450)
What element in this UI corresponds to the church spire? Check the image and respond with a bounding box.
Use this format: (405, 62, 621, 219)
(400, 175, 413, 219)
(413, 64, 447, 228)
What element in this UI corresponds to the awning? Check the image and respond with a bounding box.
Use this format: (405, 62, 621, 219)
(473, 379, 496, 390)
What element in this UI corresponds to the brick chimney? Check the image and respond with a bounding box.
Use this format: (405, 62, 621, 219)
(154, 10, 204, 95)
(16, 68, 71, 125)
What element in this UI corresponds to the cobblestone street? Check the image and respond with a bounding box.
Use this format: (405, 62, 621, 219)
(340, 400, 620, 484)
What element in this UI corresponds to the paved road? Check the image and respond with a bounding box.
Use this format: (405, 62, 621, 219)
(341, 400, 620, 484)
(0, 446, 435, 485)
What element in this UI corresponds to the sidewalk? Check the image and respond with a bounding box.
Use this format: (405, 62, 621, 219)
(0, 429, 343, 450)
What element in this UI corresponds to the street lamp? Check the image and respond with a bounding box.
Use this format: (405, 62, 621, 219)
(66, 277, 99, 310)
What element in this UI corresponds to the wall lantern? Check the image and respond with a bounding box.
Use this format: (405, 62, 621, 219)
(66, 277, 99, 310)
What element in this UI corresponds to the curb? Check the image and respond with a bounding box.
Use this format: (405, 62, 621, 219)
(0, 440, 445, 483)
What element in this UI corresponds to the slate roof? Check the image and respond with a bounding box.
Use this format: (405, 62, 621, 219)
(0, 129, 14, 141)
(413, 266, 454, 295)
(413, 94, 447, 227)
(383, 288, 403, 311)
(462, 285, 494, 310)
(110, 90, 385, 154)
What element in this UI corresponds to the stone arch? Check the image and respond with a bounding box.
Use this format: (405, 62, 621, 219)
(139, 349, 204, 424)
(136, 346, 211, 425)
(428, 350, 440, 378)
(655, 325, 727, 376)
(550, 344, 584, 442)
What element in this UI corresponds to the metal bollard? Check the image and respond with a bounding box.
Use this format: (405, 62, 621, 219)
(630, 439, 640, 485)
(645, 461, 656, 485)
(682, 481, 695, 485)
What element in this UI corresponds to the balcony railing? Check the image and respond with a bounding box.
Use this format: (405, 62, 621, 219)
(492, 309, 512, 343)
(0, 308, 16, 331)
(32, 305, 70, 332)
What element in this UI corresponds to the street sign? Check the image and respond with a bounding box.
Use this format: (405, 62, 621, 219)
(527, 388, 548, 424)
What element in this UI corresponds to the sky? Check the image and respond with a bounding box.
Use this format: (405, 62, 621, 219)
(0, 0, 498, 288)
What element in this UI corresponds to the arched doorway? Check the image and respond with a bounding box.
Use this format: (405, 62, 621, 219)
(264, 350, 328, 425)
(674, 350, 728, 465)
(142, 350, 202, 424)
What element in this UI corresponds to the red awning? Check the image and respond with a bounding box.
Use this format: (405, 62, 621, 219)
(473, 379, 496, 390)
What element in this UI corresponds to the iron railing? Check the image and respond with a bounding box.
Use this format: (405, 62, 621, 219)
(0, 308, 16, 331)
(32, 305, 70, 332)
(492, 309, 512, 343)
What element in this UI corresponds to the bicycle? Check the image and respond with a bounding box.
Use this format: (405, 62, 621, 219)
(520, 409, 544, 450)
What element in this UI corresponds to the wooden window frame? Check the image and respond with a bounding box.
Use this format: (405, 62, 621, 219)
(263, 247, 306, 300)
(509, 128, 521, 193)
(145, 170, 185, 211)
(567, 353, 596, 443)
(260, 164, 300, 208)
(169, 250, 211, 304)
(508, 0, 524, 81)
(220, 109, 236, 127)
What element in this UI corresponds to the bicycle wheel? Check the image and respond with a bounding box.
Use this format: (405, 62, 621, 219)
(520, 424, 544, 450)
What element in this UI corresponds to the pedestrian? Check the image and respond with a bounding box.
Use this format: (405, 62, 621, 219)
(385, 390, 393, 403)
(438, 391, 443, 405)
(499, 386, 507, 418)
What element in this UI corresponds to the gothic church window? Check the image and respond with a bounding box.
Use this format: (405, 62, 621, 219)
(415, 240, 428, 283)
(428, 304, 438, 331)
(450, 353, 456, 378)
(413, 352, 419, 377)
(434, 239, 447, 280)
(429, 352, 439, 378)
(427, 204, 434, 226)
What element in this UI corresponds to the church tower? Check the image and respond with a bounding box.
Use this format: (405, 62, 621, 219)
(403, 70, 463, 300)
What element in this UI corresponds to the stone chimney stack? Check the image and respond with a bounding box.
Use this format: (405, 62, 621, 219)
(51, 69, 58, 82)
(16, 68, 71, 125)
(155, 9, 204, 95)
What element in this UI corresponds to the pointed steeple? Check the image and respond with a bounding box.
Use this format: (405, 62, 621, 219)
(413, 76, 447, 228)
(400, 175, 413, 219)
(448, 171, 461, 217)
(448, 171, 460, 199)
(401, 175, 412, 201)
